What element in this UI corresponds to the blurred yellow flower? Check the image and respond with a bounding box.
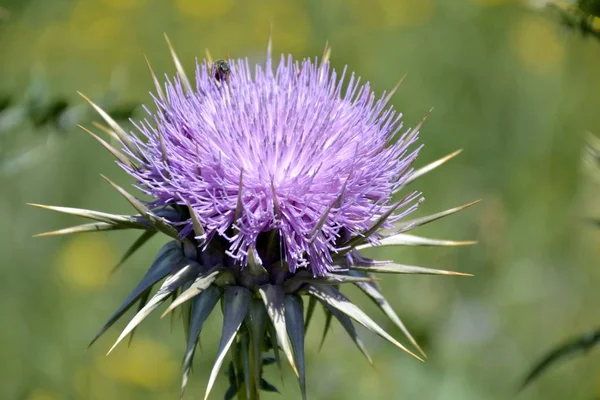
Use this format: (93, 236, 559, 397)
(36, 24, 65, 54)
(89, 16, 122, 44)
(511, 15, 565, 74)
(550, 0, 577, 11)
(102, 0, 143, 10)
(377, 0, 434, 29)
(55, 235, 116, 289)
(25, 389, 59, 400)
(252, 1, 311, 53)
(68, 1, 122, 48)
(175, 0, 233, 18)
(470, 0, 519, 5)
(95, 337, 178, 389)
(0, 20, 37, 71)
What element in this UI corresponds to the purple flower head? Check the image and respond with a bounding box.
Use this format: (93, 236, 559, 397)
(127, 52, 422, 276)
(34, 38, 477, 399)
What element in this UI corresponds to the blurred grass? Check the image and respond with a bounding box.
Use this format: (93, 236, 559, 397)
(2, 0, 600, 399)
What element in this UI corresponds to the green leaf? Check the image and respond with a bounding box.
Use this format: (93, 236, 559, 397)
(107, 260, 199, 354)
(351, 262, 471, 276)
(519, 327, 600, 392)
(111, 230, 157, 275)
(181, 285, 221, 398)
(307, 284, 423, 361)
(204, 286, 251, 400)
(356, 233, 476, 250)
(284, 294, 306, 400)
(224, 385, 238, 400)
(349, 270, 424, 357)
(169, 288, 180, 330)
(260, 378, 280, 393)
(161, 267, 221, 317)
(262, 356, 277, 366)
(180, 280, 193, 346)
(304, 296, 317, 332)
(325, 304, 373, 365)
(319, 308, 333, 351)
(88, 241, 183, 348)
(258, 284, 299, 377)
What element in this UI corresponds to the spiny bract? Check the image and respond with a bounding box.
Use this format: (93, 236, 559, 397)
(32, 36, 478, 400)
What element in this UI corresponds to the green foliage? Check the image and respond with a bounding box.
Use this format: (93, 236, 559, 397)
(3, 1, 600, 399)
(548, 0, 600, 41)
(0, 71, 137, 176)
(520, 131, 600, 389)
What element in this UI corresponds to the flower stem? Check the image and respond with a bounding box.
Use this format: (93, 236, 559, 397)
(235, 331, 259, 400)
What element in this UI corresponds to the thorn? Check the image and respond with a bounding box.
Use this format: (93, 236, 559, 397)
(205, 48, 213, 64)
(160, 307, 172, 319)
(445, 271, 473, 277)
(270, 179, 280, 219)
(267, 21, 273, 64)
(321, 41, 331, 65)
(144, 54, 166, 100)
(456, 240, 478, 246)
(91, 121, 120, 142)
(463, 199, 482, 208)
(383, 73, 407, 105)
(77, 91, 141, 159)
(318, 41, 331, 84)
(404, 147, 464, 187)
(235, 169, 244, 222)
(106, 341, 118, 356)
(164, 33, 192, 94)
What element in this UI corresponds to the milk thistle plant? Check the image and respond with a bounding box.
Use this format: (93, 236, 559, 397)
(32, 36, 477, 399)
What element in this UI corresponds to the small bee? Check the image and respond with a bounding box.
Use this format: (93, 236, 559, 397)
(212, 59, 231, 84)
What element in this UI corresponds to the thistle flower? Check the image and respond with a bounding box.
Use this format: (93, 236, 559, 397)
(32, 36, 478, 400)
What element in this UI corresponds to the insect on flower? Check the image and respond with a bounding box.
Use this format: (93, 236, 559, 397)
(212, 59, 231, 84)
(31, 34, 478, 400)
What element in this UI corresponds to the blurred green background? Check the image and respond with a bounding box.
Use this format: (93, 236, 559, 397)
(2, 0, 600, 399)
